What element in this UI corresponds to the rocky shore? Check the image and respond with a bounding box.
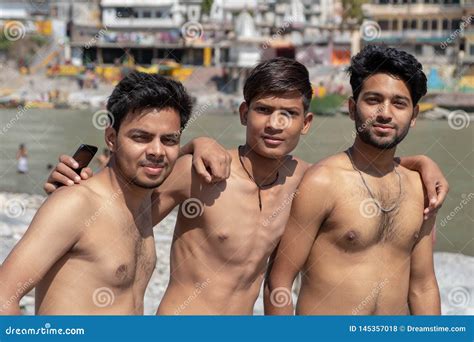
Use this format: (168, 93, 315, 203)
(0, 192, 472, 315)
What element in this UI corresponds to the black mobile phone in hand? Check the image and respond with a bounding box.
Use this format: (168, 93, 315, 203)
(55, 144, 98, 188)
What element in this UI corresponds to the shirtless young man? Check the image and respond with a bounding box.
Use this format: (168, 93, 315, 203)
(265, 46, 441, 315)
(0, 71, 194, 314)
(45, 58, 448, 315)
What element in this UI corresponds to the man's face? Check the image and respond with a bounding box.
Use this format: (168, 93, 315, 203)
(350, 73, 419, 150)
(240, 92, 313, 159)
(107, 107, 181, 189)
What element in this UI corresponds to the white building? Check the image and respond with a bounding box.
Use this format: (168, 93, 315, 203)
(362, 0, 465, 64)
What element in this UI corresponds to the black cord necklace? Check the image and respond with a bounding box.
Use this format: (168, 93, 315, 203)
(238, 146, 280, 211)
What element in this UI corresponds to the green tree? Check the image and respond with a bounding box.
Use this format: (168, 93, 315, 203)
(341, 0, 369, 27)
(202, 0, 213, 15)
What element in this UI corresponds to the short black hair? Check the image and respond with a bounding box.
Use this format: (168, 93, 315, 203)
(244, 57, 313, 112)
(347, 45, 427, 106)
(106, 71, 193, 131)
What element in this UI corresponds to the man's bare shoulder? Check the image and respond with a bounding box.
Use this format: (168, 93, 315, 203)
(302, 152, 351, 187)
(397, 164, 425, 197)
(287, 155, 311, 174)
(45, 183, 99, 217)
(28, 184, 100, 240)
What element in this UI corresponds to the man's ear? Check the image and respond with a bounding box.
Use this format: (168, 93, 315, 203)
(105, 126, 117, 152)
(410, 105, 419, 127)
(348, 97, 356, 121)
(301, 112, 314, 135)
(239, 102, 248, 125)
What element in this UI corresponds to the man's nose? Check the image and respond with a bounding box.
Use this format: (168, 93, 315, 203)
(376, 102, 393, 122)
(146, 139, 165, 158)
(267, 110, 290, 130)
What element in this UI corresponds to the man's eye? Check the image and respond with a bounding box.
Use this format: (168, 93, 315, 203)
(394, 101, 407, 107)
(162, 138, 179, 146)
(256, 107, 270, 113)
(132, 135, 148, 141)
(366, 98, 379, 104)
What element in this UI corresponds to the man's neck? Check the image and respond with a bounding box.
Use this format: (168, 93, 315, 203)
(239, 144, 285, 185)
(350, 138, 397, 176)
(101, 158, 152, 213)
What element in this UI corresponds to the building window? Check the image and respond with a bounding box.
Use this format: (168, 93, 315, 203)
(451, 19, 461, 30)
(411, 20, 417, 29)
(442, 19, 449, 30)
(432, 19, 438, 30)
(116, 7, 133, 18)
(143, 10, 152, 18)
(470, 45, 474, 56)
(379, 20, 389, 30)
(392, 19, 399, 31)
(403, 20, 409, 30)
(422, 20, 429, 30)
